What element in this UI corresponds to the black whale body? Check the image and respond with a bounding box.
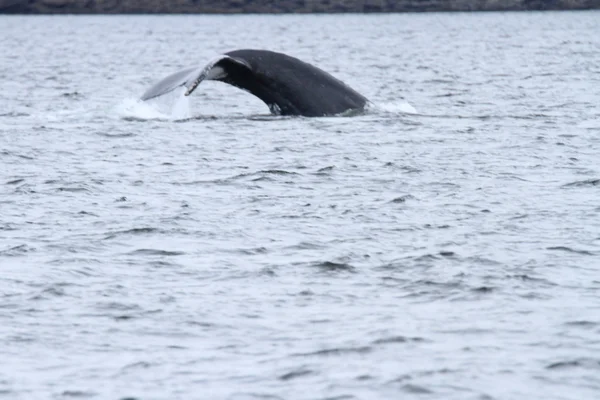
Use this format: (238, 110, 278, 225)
(140, 49, 368, 117)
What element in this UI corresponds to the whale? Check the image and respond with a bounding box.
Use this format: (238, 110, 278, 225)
(140, 49, 368, 117)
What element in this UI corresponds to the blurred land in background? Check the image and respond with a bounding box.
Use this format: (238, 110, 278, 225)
(1, 0, 598, 13)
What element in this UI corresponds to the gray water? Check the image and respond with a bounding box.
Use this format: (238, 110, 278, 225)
(2, 11, 600, 400)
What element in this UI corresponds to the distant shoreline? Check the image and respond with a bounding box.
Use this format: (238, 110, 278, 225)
(1, 0, 599, 14)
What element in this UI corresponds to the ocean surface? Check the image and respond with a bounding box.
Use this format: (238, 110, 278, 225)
(1, 11, 600, 400)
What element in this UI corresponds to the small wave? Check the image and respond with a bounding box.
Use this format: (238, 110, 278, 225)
(104, 227, 159, 239)
(309, 261, 356, 272)
(546, 358, 600, 370)
(315, 165, 335, 175)
(121, 227, 159, 234)
(186, 320, 217, 328)
(547, 246, 595, 256)
(472, 286, 494, 293)
(400, 384, 434, 394)
(57, 186, 91, 193)
(389, 194, 415, 204)
(148, 260, 181, 269)
(1, 151, 34, 160)
(372, 336, 426, 345)
(77, 211, 99, 217)
(251, 176, 274, 182)
(562, 178, 600, 188)
(129, 249, 185, 256)
(384, 163, 422, 174)
(230, 170, 301, 181)
(0, 244, 34, 256)
(61, 92, 85, 99)
(258, 169, 299, 175)
(248, 114, 294, 121)
(285, 241, 328, 251)
(48, 258, 101, 268)
(415, 279, 462, 289)
(227, 394, 285, 400)
(318, 396, 355, 400)
(95, 301, 142, 311)
(60, 390, 97, 398)
(95, 131, 136, 138)
(278, 368, 313, 381)
(30, 285, 68, 300)
(294, 346, 372, 357)
(508, 274, 556, 286)
(464, 256, 502, 266)
(0, 111, 29, 117)
(174, 170, 300, 186)
(564, 320, 597, 327)
(235, 247, 269, 255)
(121, 361, 153, 371)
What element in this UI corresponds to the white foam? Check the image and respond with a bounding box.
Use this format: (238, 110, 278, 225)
(371, 100, 418, 115)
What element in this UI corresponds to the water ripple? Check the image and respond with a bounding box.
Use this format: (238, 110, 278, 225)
(2, 11, 599, 400)
(294, 346, 372, 357)
(128, 249, 185, 256)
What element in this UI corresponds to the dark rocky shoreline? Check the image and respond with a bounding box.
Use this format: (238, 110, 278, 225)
(1, 0, 598, 14)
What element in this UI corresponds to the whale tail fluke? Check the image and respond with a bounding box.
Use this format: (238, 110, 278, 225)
(140, 66, 198, 101)
(140, 49, 368, 117)
(140, 56, 250, 102)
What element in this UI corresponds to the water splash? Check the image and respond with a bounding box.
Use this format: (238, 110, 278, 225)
(115, 98, 169, 121)
(169, 88, 192, 120)
(115, 87, 191, 121)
